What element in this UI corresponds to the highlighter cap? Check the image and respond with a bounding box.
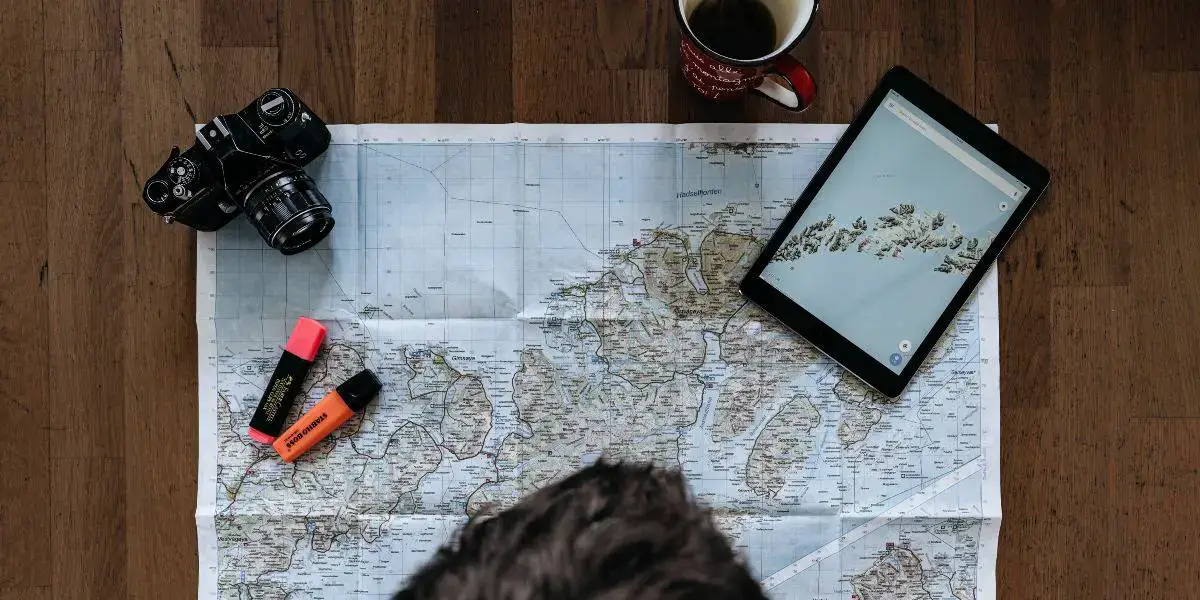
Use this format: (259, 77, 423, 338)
(284, 317, 326, 361)
(336, 369, 382, 411)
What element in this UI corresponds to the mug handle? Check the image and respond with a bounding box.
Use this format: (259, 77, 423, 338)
(752, 55, 816, 112)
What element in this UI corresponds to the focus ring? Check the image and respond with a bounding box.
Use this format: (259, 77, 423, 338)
(242, 170, 335, 254)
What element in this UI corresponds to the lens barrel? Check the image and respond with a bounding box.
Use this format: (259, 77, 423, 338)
(243, 170, 335, 255)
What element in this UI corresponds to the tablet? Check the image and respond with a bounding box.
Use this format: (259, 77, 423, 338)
(740, 66, 1050, 397)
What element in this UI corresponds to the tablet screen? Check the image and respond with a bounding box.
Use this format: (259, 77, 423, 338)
(760, 90, 1031, 373)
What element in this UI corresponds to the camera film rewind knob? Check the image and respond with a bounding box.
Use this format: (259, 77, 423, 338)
(257, 90, 297, 127)
(145, 180, 170, 205)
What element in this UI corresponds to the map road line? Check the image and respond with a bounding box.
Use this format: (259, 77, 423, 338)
(759, 456, 983, 590)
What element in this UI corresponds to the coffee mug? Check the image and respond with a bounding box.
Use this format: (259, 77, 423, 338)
(675, 0, 818, 111)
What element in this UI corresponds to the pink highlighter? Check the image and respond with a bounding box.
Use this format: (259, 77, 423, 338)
(247, 317, 327, 443)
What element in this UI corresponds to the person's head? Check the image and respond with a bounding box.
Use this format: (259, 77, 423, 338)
(394, 461, 767, 600)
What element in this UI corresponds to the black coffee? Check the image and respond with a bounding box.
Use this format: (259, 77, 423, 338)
(688, 0, 778, 61)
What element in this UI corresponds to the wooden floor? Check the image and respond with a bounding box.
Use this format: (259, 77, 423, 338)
(1, 0, 1198, 598)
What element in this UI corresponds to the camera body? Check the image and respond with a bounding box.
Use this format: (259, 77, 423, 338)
(142, 88, 336, 254)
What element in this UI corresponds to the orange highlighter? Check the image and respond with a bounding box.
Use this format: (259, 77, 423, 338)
(272, 369, 381, 462)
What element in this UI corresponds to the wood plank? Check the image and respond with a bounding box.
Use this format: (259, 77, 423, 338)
(119, 211, 199, 600)
(120, 2, 205, 598)
(354, 0, 436, 122)
(0, 0, 44, 182)
(434, 0, 513, 123)
(609, 69, 669, 122)
(998, 285, 1130, 598)
(895, 0, 976, 111)
(512, 0, 613, 122)
(811, 30, 897, 123)
(594, 0, 670, 71)
(43, 0, 119, 51)
(976, 0, 1050, 63)
(1127, 73, 1200, 418)
(1118, 419, 1200, 597)
(977, 61, 1054, 408)
(514, 0, 673, 122)
(118, 1, 205, 128)
(44, 50, 125, 460)
(50, 459, 126, 600)
(976, 0, 1055, 422)
(280, 0, 356, 122)
(200, 47, 279, 115)
(817, 0, 902, 32)
(202, 0, 278, 48)
(1133, 0, 1200, 72)
(1046, 0, 1134, 286)
(0, 181, 50, 590)
(0, 588, 50, 600)
(42, 10, 129, 600)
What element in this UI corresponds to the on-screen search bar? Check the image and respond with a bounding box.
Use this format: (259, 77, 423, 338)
(884, 98, 1024, 200)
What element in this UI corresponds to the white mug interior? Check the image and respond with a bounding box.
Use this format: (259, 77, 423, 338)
(678, 0, 817, 62)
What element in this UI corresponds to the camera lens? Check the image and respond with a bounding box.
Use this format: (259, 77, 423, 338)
(242, 170, 335, 255)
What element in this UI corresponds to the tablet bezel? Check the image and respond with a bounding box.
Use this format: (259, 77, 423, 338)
(739, 66, 1050, 398)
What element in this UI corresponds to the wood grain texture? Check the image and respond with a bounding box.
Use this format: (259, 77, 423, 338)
(354, 0, 436, 122)
(50, 459, 126, 600)
(1047, 0, 1135, 287)
(0, 1, 1199, 598)
(0, 182, 51, 590)
(43, 0, 119, 51)
(1128, 72, 1200, 418)
(435, 0, 513, 123)
(201, 0, 277, 48)
(0, 588, 50, 600)
(280, 0, 356, 122)
(0, 0, 44, 183)
(1119, 419, 1200, 596)
(1012, 286, 1130, 597)
(44, 49, 125, 460)
(1133, 0, 1200, 73)
(120, 2, 205, 598)
(978, 60, 1054, 408)
(0, 2, 50, 594)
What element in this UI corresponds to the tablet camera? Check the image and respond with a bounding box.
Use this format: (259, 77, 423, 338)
(889, 353, 904, 367)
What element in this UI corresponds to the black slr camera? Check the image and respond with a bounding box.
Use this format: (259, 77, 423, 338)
(142, 88, 335, 255)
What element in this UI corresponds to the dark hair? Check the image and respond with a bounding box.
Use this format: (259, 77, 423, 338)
(394, 461, 768, 600)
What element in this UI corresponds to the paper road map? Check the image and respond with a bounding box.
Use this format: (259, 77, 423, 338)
(197, 124, 1001, 600)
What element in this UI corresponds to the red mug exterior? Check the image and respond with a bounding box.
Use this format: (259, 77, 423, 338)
(675, 0, 818, 111)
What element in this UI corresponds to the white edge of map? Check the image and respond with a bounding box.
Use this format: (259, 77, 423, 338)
(979, 263, 1002, 600)
(196, 228, 219, 600)
(193, 122, 1003, 600)
(980, 120, 1002, 600)
(337, 122, 850, 144)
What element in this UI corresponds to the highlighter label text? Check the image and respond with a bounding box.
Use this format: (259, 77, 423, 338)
(262, 375, 295, 421)
(285, 412, 328, 448)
